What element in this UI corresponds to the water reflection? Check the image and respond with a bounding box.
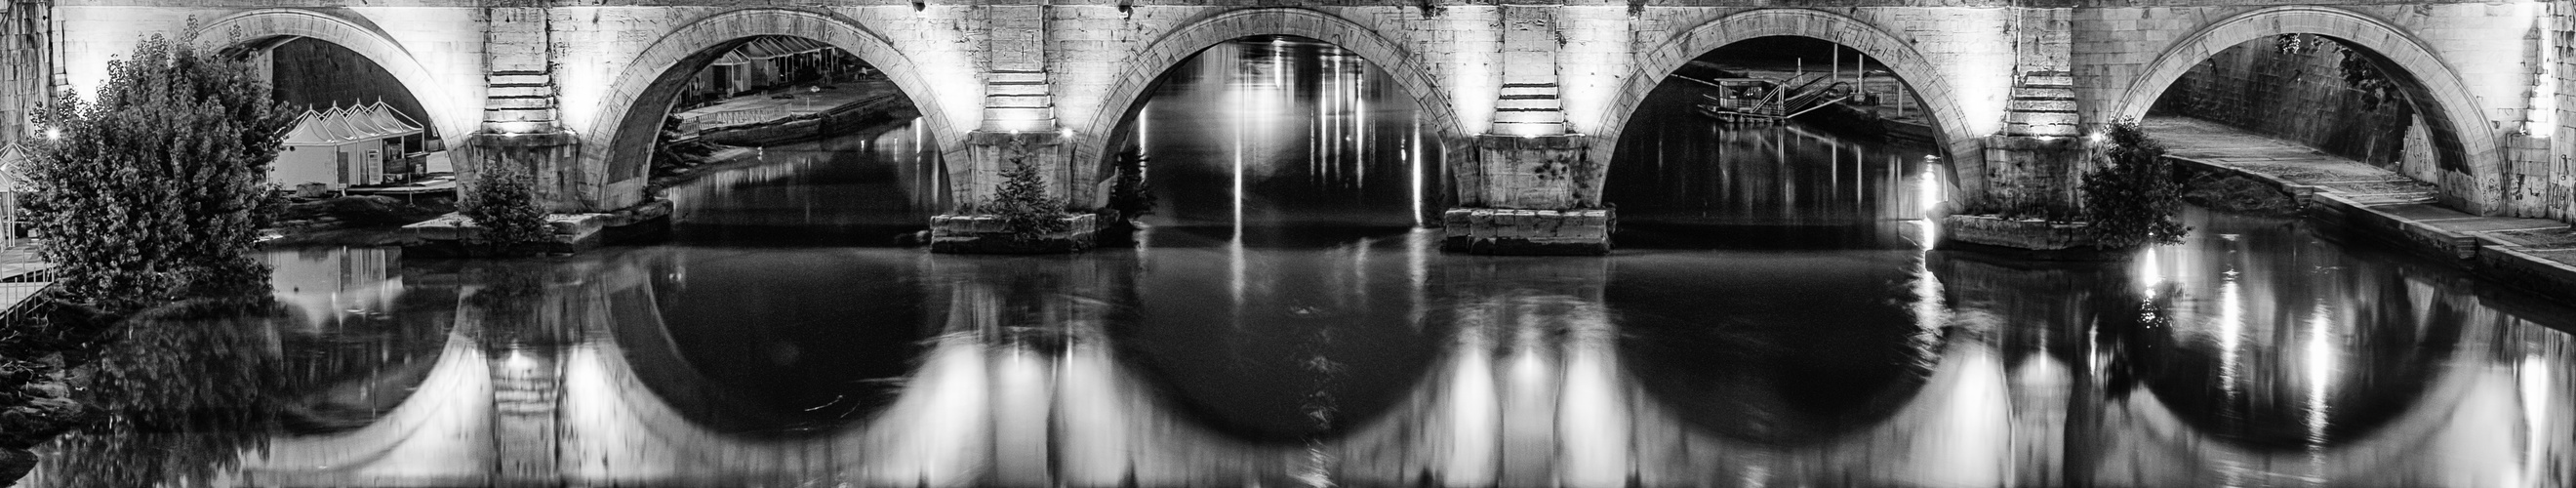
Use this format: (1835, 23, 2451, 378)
(1608, 80, 1944, 249)
(1117, 36, 1439, 233)
(664, 118, 946, 244)
(25, 208, 2575, 486)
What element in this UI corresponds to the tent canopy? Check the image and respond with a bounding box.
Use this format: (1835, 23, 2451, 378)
(712, 36, 836, 66)
(0, 144, 30, 193)
(282, 102, 424, 146)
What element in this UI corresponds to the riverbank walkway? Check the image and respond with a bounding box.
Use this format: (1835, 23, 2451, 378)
(2144, 116, 2576, 297)
(0, 243, 52, 315)
(670, 79, 902, 137)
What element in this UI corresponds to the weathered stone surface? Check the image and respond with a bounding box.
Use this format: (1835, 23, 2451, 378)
(1442, 207, 1612, 256)
(930, 213, 1099, 254)
(35, 0, 2576, 245)
(400, 199, 673, 255)
(1940, 215, 2099, 252)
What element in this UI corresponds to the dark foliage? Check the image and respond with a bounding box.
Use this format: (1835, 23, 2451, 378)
(981, 150, 1069, 240)
(2080, 122, 2192, 249)
(23, 35, 295, 312)
(462, 163, 551, 255)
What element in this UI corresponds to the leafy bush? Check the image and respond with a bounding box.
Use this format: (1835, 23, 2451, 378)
(2080, 122, 2191, 249)
(462, 163, 551, 254)
(23, 35, 295, 311)
(982, 153, 1068, 240)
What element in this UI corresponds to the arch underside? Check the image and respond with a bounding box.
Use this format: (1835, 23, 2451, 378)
(582, 8, 966, 213)
(189, 9, 473, 150)
(2113, 6, 2500, 213)
(1597, 9, 1987, 207)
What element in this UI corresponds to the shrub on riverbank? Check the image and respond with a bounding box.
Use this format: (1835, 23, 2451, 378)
(23, 35, 294, 312)
(2080, 122, 2191, 249)
(462, 163, 551, 255)
(980, 153, 1070, 241)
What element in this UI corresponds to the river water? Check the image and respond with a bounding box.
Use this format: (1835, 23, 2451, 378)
(20, 38, 2576, 487)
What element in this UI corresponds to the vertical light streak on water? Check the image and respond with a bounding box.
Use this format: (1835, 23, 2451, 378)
(1232, 61, 1247, 239)
(2518, 355, 2554, 487)
(1443, 325, 1500, 486)
(1914, 162, 1943, 247)
(2303, 299, 2336, 455)
(2217, 274, 2245, 412)
(1318, 49, 1339, 184)
(1411, 117, 1424, 227)
(1406, 229, 1429, 332)
(2137, 247, 2165, 296)
(1556, 304, 1628, 488)
(1831, 139, 1842, 206)
(1328, 52, 1342, 184)
(1356, 61, 1368, 191)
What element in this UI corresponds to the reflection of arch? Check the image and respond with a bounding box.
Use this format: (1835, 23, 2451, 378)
(1069, 8, 1468, 207)
(188, 9, 472, 142)
(1597, 9, 1984, 197)
(581, 8, 968, 211)
(2113, 6, 2499, 211)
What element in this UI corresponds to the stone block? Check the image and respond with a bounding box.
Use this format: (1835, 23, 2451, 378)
(1440, 207, 1613, 256)
(1939, 215, 2104, 253)
(930, 213, 1100, 254)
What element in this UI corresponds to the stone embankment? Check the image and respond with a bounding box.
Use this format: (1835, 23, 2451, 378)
(2150, 117, 2576, 299)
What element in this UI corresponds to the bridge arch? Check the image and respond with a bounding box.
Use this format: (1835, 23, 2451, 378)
(2113, 6, 2501, 213)
(580, 7, 970, 211)
(1069, 8, 1468, 207)
(1596, 9, 1986, 197)
(187, 9, 474, 143)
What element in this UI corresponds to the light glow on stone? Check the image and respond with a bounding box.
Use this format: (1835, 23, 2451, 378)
(2529, 0, 2557, 137)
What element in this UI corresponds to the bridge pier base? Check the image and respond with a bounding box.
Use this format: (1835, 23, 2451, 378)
(1443, 134, 1612, 255)
(931, 130, 1099, 254)
(1441, 207, 1614, 255)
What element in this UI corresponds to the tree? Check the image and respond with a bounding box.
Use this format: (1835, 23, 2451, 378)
(982, 150, 1068, 241)
(24, 35, 295, 311)
(462, 162, 550, 255)
(2080, 122, 2191, 249)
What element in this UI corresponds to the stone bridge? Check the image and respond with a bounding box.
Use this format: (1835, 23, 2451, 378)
(43, 0, 2576, 252)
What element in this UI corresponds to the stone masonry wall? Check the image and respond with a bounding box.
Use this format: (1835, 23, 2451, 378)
(270, 38, 439, 141)
(2151, 34, 2426, 174)
(35, 0, 2576, 225)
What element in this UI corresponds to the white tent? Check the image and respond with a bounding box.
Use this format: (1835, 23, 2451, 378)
(0, 144, 30, 241)
(273, 102, 427, 190)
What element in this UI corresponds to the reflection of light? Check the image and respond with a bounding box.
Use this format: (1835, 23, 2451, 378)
(1558, 305, 1628, 488)
(1232, 62, 1246, 236)
(2136, 247, 2164, 292)
(2519, 354, 2555, 486)
(505, 349, 536, 370)
(2528, 1, 2556, 136)
(42, 127, 59, 141)
(1410, 118, 1424, 226)
(2215, 275, 2244, 402)
(2303, 299, 2336, 446)
(1912, 161, 1947, 248)
(1443, 326, 1499, 486)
